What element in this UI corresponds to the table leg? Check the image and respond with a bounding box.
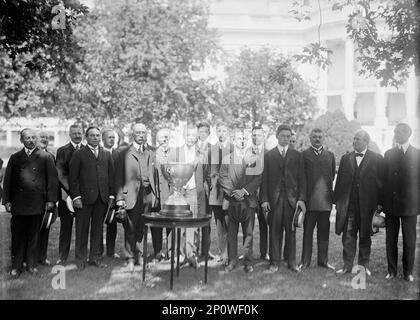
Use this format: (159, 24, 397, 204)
(142, 225, 148, 282)
(176, 228, 181, 277)
(204, 227, 208, 284)
(170, 227, 175, 290)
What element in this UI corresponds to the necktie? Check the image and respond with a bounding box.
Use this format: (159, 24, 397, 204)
(355, 152, 363, 157)
(76, 144, 80, 150)
(281, 148, 286, 158)
(26, 149, 31, 156)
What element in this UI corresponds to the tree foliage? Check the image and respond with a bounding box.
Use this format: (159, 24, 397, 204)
(290, 0, 420, 87)
(221, 47, 317, 130)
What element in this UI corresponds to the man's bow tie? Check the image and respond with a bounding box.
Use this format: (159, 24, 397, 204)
(355, 152, 364, 157)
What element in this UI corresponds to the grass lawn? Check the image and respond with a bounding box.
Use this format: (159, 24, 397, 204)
(0, 210, 419, 300)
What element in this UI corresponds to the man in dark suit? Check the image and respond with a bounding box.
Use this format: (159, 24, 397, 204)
(69, 126, 115, 269)
(114, 123, 160, 271)
(100, 129, 120, 259)
(383, 123, 419, 282)
(298, 128, 335, 270)
(261, 124, 306, 273)
(248, 126, 270, 261)
(219, 129, 262, 273)
(3, 128, 58, 277)
(334, 130, 384, 276)
(208, 122, 234, 265)
(56, 124, 84, 265)
(36, 130, 57, 266)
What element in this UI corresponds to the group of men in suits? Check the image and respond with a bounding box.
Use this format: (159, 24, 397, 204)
(3, 120, 418, 283)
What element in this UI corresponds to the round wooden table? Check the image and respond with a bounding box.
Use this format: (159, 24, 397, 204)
(142, 212, 212, 290)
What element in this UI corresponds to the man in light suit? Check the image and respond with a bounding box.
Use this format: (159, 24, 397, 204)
(166, 124, 209, 268)
(261, 124, 306, 273)
(69, 126, 115, 269)
(3, 129, 58, 277)
(56, 124, 84, 265)
(208, 122, 234, 264)
(383, 123, 419, 282)
(114, 123, 160, 271)
(334, 130, 384, 276)
(219, 129, 262, 273)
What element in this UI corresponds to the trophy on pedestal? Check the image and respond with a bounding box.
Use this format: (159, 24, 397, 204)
(159, 162, 194, 217)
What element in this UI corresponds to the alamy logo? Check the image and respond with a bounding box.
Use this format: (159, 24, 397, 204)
(351, 265, 366, 290)
(51, 265, 66, 290)
(51, 5, 66, 30)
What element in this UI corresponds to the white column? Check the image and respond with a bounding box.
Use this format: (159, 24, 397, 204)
(405, 67, 419, 130)
(343, 38, 355, 120)
(374, 84, 388, 127)
(317, 65, 328, 115)
(6, 130, 12, 147)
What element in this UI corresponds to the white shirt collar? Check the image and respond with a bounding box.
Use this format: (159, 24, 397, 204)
(103, 147, 113, 153)
(219, 140, 228, 149)
(277, 144, 289, 154)
(70, 141, 82, 149)
(24, 147, 36, 156)
(132, 141, 145, 152)
(87, 144, 98, 150)
(397, 142, 410, 154)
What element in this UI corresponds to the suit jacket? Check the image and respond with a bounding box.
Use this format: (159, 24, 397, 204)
(56, 142, 78, 201)
(383, 145, 420, 216)
(114, 144, 158, 210)
(208, 142, 234, 206)
(302, 147, 336, 211)
(167, 145, 209, 216)
(2, 148, 59, 215)
(155, 146, 171, 204)
(334, 150, 384, 237)
(69, 146, 114, 205)
(260, 147, 306, 210)
(218, 150, 262, 208)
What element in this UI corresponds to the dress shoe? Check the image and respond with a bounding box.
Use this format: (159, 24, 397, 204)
(207, 251, 216, 260)
(238, 254, 244, 260)
(27, 267, 39, 275)
(288, 265, 301, 273)
(10, 269, 20, 278)
(404, 274, 414, 282)
(298, 263, 309, 270)
(244, 265, 254, 273)
(38, 259, 51, 266)
(224, 263, 236, 272)
(126, 260, 135, 272)
(365, 268, 371, 276)
(89, 260, 107, 268)
(385, 273, 396, 280)
(336, 268, 351, 275)
(268, 265, 278, 273)
(318, 263, 335, 271)
(56, 259, 66, 265)
(260, 253, 270, 261)
(187, 256, 199, 269)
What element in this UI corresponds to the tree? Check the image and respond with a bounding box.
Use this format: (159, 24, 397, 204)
(0, 0, 88, 116)
(67, 0, 222, 134)
(295, 110, 381, 161)
(220, 47, 317, 130)
(290, 0, 420, 87)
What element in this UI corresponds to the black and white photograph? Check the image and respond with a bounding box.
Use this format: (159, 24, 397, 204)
(0, 0, 419, 303)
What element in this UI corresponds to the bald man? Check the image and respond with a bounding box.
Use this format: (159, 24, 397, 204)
(3, 129, 58, 277)
(383, 123, 420, 282)
(114, 123, 160, 271)
(334, 130, 384, 275)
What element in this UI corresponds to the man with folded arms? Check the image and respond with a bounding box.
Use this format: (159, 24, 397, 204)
(383, 123, 419, 282)
(219, 129, 262, 273)
(3, 128, 58, 277)
(298, 128, 335, 271)
(69, 126, 115, 269)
